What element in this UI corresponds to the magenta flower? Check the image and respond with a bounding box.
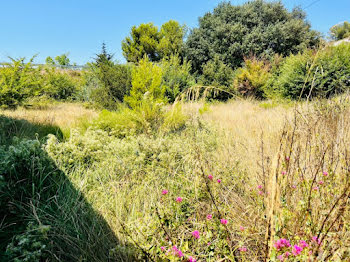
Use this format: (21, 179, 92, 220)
(278, 255, 284, 261)
(160, 246, 165, 251)
(258, 191, 264, 195)
(162, 189, 168, 195)
(220, 219, 228, 225)
(274, 239, 291, 250)
(208, 174, 213, 180)
(207, 242, 211, 246)
(285, 157, 290, 161)
(177, 250, 184, 258)
(188, 256, 196, 262)
(257, 185, 263, 189)
(285, 251, 291, 257)
(217, 179, 221, 183)
(312, 236, 321, 245)
(281, 171, 287, 175)
(239, 246, 247, 252)
(176, 197, 183, 202)
(299, 240, 309, 248)
(318, 180, 324, 185)
(313, 186, 319, 191)
(206, 214, 213, 220)
(323, 171, 328, 176)
(192, 230, 200, 239)
(239, 226, 245, 231)
(292, 245, 303, 256)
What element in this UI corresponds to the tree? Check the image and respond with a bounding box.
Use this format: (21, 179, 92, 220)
(122, 20, 185, 63)
(45, 56, 55, 65)
(330, 21, 350, 41)
(158, 20, 185, 58)
(184, 0, 321, 72)
(54, 53, 70, 66)
(122, 23, 160, 63)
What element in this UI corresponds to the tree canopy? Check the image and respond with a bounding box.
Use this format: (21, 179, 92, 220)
(122, 20, 185, 63)
(330, 21, 350, 41)
(184, 0, 321, 72)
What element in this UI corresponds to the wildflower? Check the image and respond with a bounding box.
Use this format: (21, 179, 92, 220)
(162, 189, 168, 195)
(192, 230, 200, 239)
(299, 240, 309, 248)
(206, 214, 212, 220)
(318, 180, 324, 185)
(323, 171, 328, 176)
(312, 236, 321, 245)
(217, 179, 221, 183)
(239, 246, 247, 252)
(285, 157, 290, 161)
(160, 246, 166, 251)
(292, 245, 303, 256)
(258, 191, 264, 195)
(208, 174, 213, 180)
(274, 239, 291, 250)
(313, 186, 319, 191)
(176, 197, 183, 202)
(292, 185, 297, 189)
(278, 255, 284, 261)
(188, 256, 196, 262)
(207, 242, 211, 246)
(220, 219, 228, 225)
(281, 171, 287, 175)
(284, 251, 291, 257)
(177, 250, 184, 258)
(240, 226, 245, 231)
(257, 185, 263, 189)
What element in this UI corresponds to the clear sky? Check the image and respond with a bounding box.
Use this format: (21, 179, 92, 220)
(0, 0, 349, 65)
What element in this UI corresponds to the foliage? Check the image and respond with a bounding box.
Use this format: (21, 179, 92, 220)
(329, 21, 350, 40)
(0, 58, 42, 109)
(5, 222, 51, 262)
(184, 0, 321, 72)
(54, 53, 70, 66)
(122, 20, 185, 63)
(233, 57, 272, 98)
(273, 43, 350, 99)
(161, 54, 195, 102)
(125, 56, 166, 108)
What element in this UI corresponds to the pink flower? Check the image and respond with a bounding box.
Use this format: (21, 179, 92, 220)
(160, 246, 165, 251)
(292, 245, 303, 256)
(217, 179, 221, 183)
(188, 256, 196, 262)
(207, 242, 211, 246)
(176, 197, 183, 202)
(206, 214, 213, 220)
(274, 239, 291, 250)
(240, 226, 245, 231)
(285, 157, 290, 161)
(292, 185, 297, 189)
(323, 171, 328, 176)
(299, 240, 309, 248)
(239, 246, 247, 252)
(278, 255, 284, 261)
(192, 230, 200, 239)
(177, 250, 184, 257)
(318, 181, 324, 185)
(313, 186, 319, 191)
(208, 174, 213, 180)
(257, 185, 263, 189)
(281, 171, 287, 175)
(162, 189, 168, 195)
(285, 251, 291, 257)
(312, 236, 321, 245)
(220, 219, 228, 225)
(258, 191, 264, 195)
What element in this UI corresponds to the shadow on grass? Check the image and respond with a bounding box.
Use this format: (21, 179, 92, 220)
(0, 115, 138, 261)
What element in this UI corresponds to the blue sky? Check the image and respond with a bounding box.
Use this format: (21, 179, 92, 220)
(0, 0, 349, 65)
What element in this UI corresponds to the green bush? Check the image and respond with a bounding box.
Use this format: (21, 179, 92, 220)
(161, 54, 195, 102)
(233, 57, 272, 99)
(0, 58, 42, 109)
(273, 44, 350, 99)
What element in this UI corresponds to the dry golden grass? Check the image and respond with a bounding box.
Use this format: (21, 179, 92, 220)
(0, 102, 97, 131)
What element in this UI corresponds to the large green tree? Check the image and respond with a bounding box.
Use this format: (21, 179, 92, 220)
(184, 0, 321, 72)
(122, 20, 184, 63)
(330, 21, 350, 41)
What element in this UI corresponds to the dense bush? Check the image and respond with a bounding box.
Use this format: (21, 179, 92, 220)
(273, 43, 350, 99)
(0, 58, 42, 109)
(233, 57, 271, 98)
(161, 55, 195, 102)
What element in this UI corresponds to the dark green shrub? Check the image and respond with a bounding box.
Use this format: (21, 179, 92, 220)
(161, 54, 195, 102)
(274, 43, 350, 99)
